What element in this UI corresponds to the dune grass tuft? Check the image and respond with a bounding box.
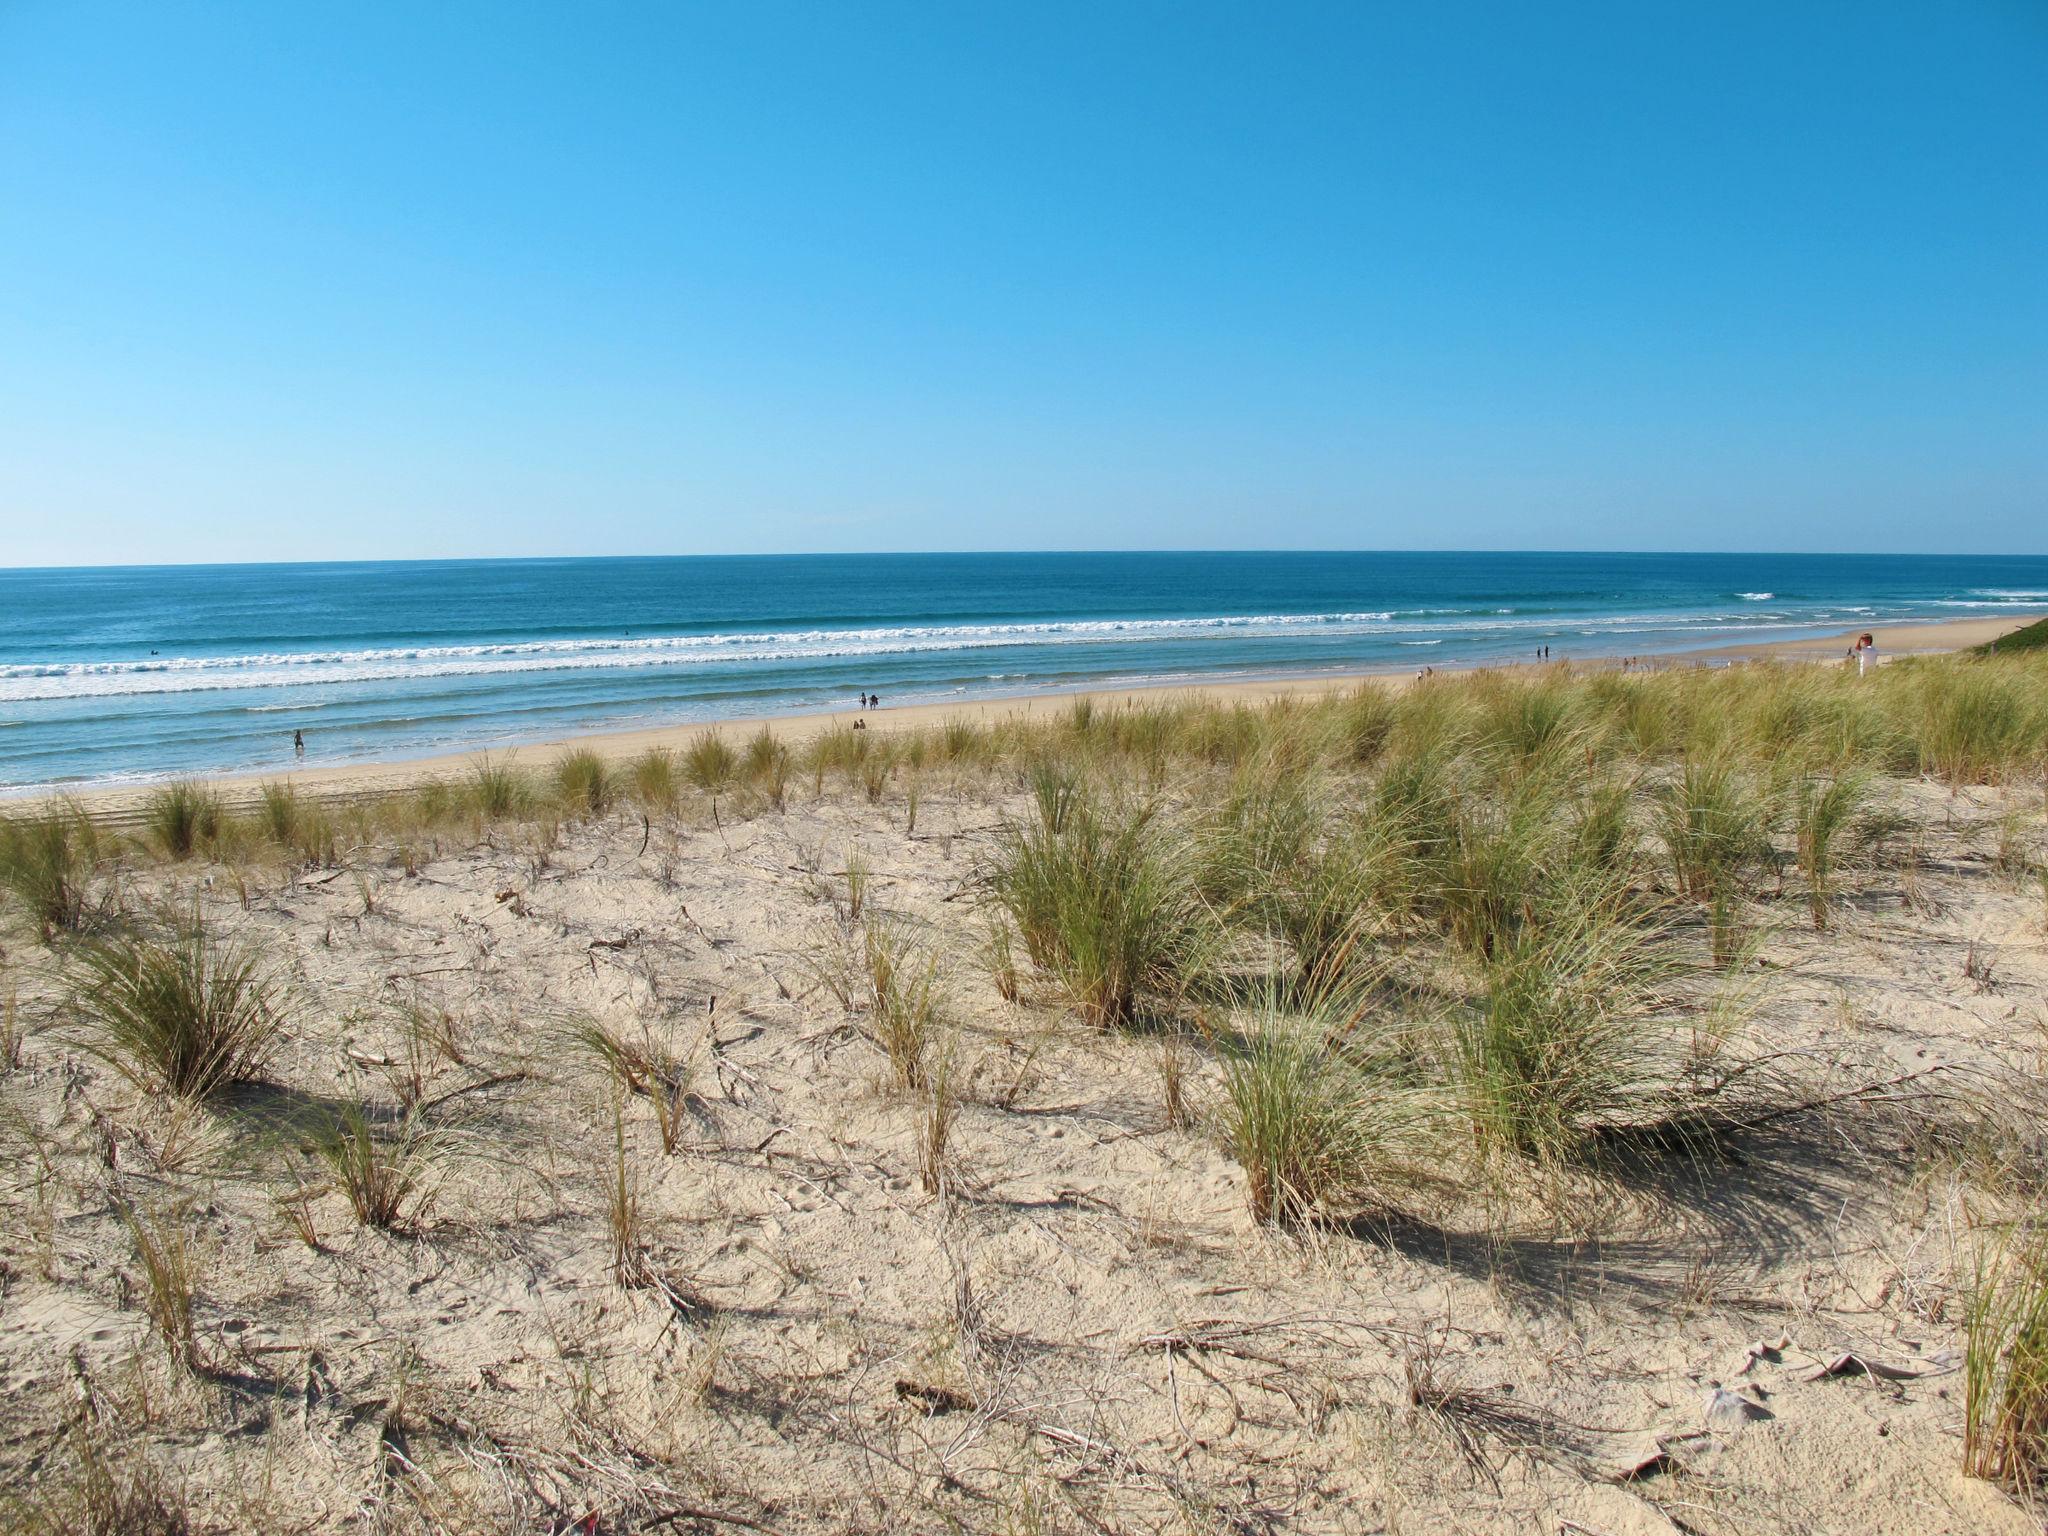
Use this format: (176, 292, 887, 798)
(1220, 997, 1414, 1225)
(1449, 879, 1674, 1166)
(683, 732, 739, 795)
(1439, 766, 1569, 960)
(1964, 1222, 2048, 1491)
(629, 747, 678, 813)
(307, 1101, 454, 1231)
(70, 920, 281, 1099)
(1792, 768, 1874, 930)
(142, 780, 223, 860)
(862, 914, 945, 1089)
(553, 748, 615, 818)
(987, 783, 1211, 1028)
(256, 781, 334, 864)
(1658, 751, 1774, 964)
(467, 753, 534, 819)
(122, 1200, 198, 1370)
(0, 802, 101, 937)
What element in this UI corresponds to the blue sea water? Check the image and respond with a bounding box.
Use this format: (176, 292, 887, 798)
(2, 551, 2045, 794)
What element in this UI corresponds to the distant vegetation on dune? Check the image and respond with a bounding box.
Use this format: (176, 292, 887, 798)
(1979, 615, 2048, 655)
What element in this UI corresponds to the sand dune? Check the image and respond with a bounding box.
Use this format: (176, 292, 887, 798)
(3, 653, 2046, 1529)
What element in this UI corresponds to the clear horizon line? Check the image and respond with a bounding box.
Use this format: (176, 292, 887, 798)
(5, 545, 2047, 575)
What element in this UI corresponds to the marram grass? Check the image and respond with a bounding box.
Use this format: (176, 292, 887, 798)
(0, 801, 101, 937)
(69, 919, 281, 1099)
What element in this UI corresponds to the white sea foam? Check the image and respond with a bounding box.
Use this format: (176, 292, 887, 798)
(1736, 592, 1773, 600)
(0, 603, 1996, 704)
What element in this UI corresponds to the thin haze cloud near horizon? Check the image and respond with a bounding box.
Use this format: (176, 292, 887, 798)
(0, 1, 2043, 567)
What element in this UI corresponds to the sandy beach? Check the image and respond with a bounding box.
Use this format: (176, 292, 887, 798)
(42, 610, 2041, 819)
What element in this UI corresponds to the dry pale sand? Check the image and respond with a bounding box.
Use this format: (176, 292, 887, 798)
(2, 754, 2046, 1531)
(47, 611, 2044, 820)
(1682, 612, 2040, 662)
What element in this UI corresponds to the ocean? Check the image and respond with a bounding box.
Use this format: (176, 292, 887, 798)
(2, 550, 2044, 794)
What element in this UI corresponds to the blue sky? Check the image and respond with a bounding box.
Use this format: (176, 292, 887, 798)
(1, 1, 2043, 565)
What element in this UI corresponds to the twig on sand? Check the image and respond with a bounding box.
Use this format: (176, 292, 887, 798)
(640, 1504, 786, 1535)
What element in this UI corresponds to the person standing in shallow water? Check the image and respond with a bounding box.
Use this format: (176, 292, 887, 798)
(293, 729, 304, 758)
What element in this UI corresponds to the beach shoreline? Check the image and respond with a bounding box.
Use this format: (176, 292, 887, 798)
(20, 610, 2040, 815)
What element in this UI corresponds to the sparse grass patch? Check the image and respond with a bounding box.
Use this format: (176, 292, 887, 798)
(1156, 1031, 1194, 1130)
(862, 914, 944, 1089)
(370, 998, 468, 1111)
(1, 974, 24, 1071)
(11, 1426, 192, 1536)
(841, 848, 870, 923)
(916, 1027, 961, 1196)
(307, 1102, 454, 1231)
(564, 1013, 698, 1153)
(980, 914, 1020, 1002)
(604, 1106, 645, 1281)
(1403, 1336, 1588, 1491)
(122, 1201, 198, 1371)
